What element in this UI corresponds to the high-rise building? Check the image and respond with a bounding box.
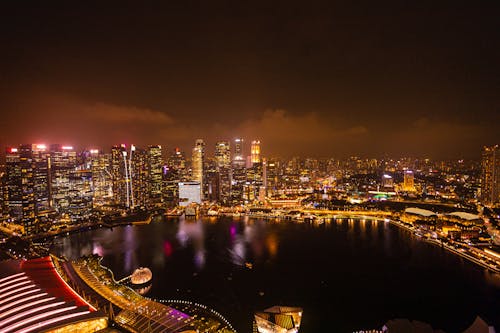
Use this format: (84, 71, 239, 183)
(90, 149, 112, 207)
(215, 141, 231, 204)
(5, 147, 23, 221)
(231, 138, 246, 204)
(5, 146, 37, 234)
(251, 140, 261, 164)
(111, 145, 129, 208)
(147, 145, 163, 207)
(31, 144, 50, 213)
(50, 144, 92, 221)
(192, 139, 205, 199)
(481, 145, 500, 206)
(168, 148, 187, 179)
(233, 138, 244, 164)
(403, 170, 416, 192)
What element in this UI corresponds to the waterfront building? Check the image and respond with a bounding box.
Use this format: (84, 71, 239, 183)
(253, 306, 303, 333)
(192, 139, 205, 199)
(178, 181, 202, 206)
(481, 145, 500, 206)
(400, 207, 437, 226)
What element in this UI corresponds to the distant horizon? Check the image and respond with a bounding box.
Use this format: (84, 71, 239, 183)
(0, 140, 492, 161)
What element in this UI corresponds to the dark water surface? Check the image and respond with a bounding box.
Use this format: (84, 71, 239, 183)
(52, 217, 500, 332)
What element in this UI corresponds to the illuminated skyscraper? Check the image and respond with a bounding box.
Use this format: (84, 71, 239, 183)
(403, 170, 416, 192)
(147, 145, 163, 206)
(192, 139, 205, 199)
(233, 138, 244, 164)
(251, 140, 261, 164)
(111, 145, 128, 207)
(90, 149, 112, 207)
(31, 144, 50, 213)
(215, 141, 231, 170)
(215, 141, 231, 204)
(5, 145, 37, 234)
(481, 145, 500, 206)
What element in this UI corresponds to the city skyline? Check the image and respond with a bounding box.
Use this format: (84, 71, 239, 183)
(1, 2, 499, 158)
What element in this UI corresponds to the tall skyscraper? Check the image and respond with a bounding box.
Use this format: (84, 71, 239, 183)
(231, 138, 246, 204)
(31, 144, 50, 213)
(403, 170, 416, 192)
(90, 149, 112, 207)
(233, 138, 244, 164)
(111, 145, 129, 207)
(215, 141, 231, 170)
(192, 139, 205, 199)
(147, 145, 163, 207)
(481, 145, 500, 206)
(5, 145, 37, 235)
(215, 141, 231, 204)
(251, 140, 261, 164)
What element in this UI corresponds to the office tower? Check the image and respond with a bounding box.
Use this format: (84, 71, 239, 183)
(128, 145, 146, 209)
(5, 146, 36, 234)
(382, 174, 394, 188)
(163, 166, 180, 206)
(192, 139, 205, 199)
(215, 141, 231, 170)
(49, 144, 77, 212)
(233, 138, 244, 165)
(147, 145, 163, 207)
(481, 145, 500, 206)
(265, 158, 280, 196)
(111, 145, 129, 207)
(251, 140, 261, 164)
(90, 149, 112, 207)
(215, 141, 231, 204)
(5, 147, 23, 220)
(31, 144, 50, 213)
(168, 148, 187, 179)
(402, 170, 416, 192)
(50, 144, 93, 221)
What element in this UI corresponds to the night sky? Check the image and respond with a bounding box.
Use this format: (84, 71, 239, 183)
(0, 1, 498, 158)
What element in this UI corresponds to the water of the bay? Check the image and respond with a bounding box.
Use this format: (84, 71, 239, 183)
(51, 217, 500, 332)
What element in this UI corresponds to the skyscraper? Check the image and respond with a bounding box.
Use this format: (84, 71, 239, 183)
(147, 145, 163, 207)
(192, 139, 205, 199)
(251, 140, 261, 164)
(481, 145, 500, 206)
(215, 141, 231, 204)
(111, 145, 128, 207)
(403, 170, 416, 192)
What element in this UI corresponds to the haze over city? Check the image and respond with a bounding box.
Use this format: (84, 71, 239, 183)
(1, 1, 499, 158)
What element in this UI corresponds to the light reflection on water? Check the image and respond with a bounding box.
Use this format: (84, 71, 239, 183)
(51, 217, 500, 333)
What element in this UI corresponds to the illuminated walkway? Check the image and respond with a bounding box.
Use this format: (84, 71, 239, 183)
(71, 256, 236, 333)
